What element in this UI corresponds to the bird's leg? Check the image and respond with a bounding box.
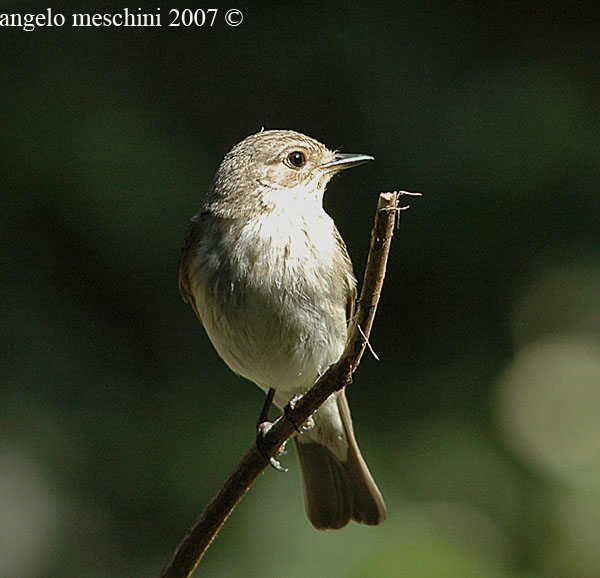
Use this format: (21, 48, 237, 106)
(256, 388, 288, 472)
(257, 386, 275, 427)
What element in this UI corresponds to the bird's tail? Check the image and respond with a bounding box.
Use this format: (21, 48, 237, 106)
(293, 389, 387, 529)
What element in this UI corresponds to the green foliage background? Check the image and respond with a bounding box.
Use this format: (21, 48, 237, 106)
(3, 2, 600, 577)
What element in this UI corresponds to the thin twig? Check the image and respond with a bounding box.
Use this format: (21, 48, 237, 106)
(357, 323, 380, 361)
(160, 191, 408, 578)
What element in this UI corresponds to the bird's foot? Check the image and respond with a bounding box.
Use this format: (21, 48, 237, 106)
(256, 420, 288, 472)
(284, 394, 315, 434)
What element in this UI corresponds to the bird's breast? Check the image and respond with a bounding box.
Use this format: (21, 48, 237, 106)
(189, 212, 351, 394)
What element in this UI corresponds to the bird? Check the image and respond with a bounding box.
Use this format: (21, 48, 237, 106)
(178, 129, 387, 529)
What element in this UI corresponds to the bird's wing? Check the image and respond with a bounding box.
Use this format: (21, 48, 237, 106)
(178, 211, 204, 320)
(333, 225, 358, 332)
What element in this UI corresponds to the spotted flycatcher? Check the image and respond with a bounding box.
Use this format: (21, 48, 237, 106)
(178, 129, 387, 529)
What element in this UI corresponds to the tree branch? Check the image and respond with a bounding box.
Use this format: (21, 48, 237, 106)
(160, 191, 413, 578)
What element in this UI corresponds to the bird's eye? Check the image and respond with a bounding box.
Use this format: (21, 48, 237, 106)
(287, 151, 306, 168)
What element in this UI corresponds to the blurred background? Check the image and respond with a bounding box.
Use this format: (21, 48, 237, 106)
(3, 1, 600, 576)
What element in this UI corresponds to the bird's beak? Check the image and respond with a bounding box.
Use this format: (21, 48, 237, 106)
(320, 153, 374, 172)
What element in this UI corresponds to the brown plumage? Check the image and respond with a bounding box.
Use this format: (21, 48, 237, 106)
(178, 130, 387, 529)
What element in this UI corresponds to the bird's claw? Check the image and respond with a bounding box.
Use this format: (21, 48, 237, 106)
(284, 394, 315, 433)
(256, 420, 288, 472)
(268, 456, 287, 472)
